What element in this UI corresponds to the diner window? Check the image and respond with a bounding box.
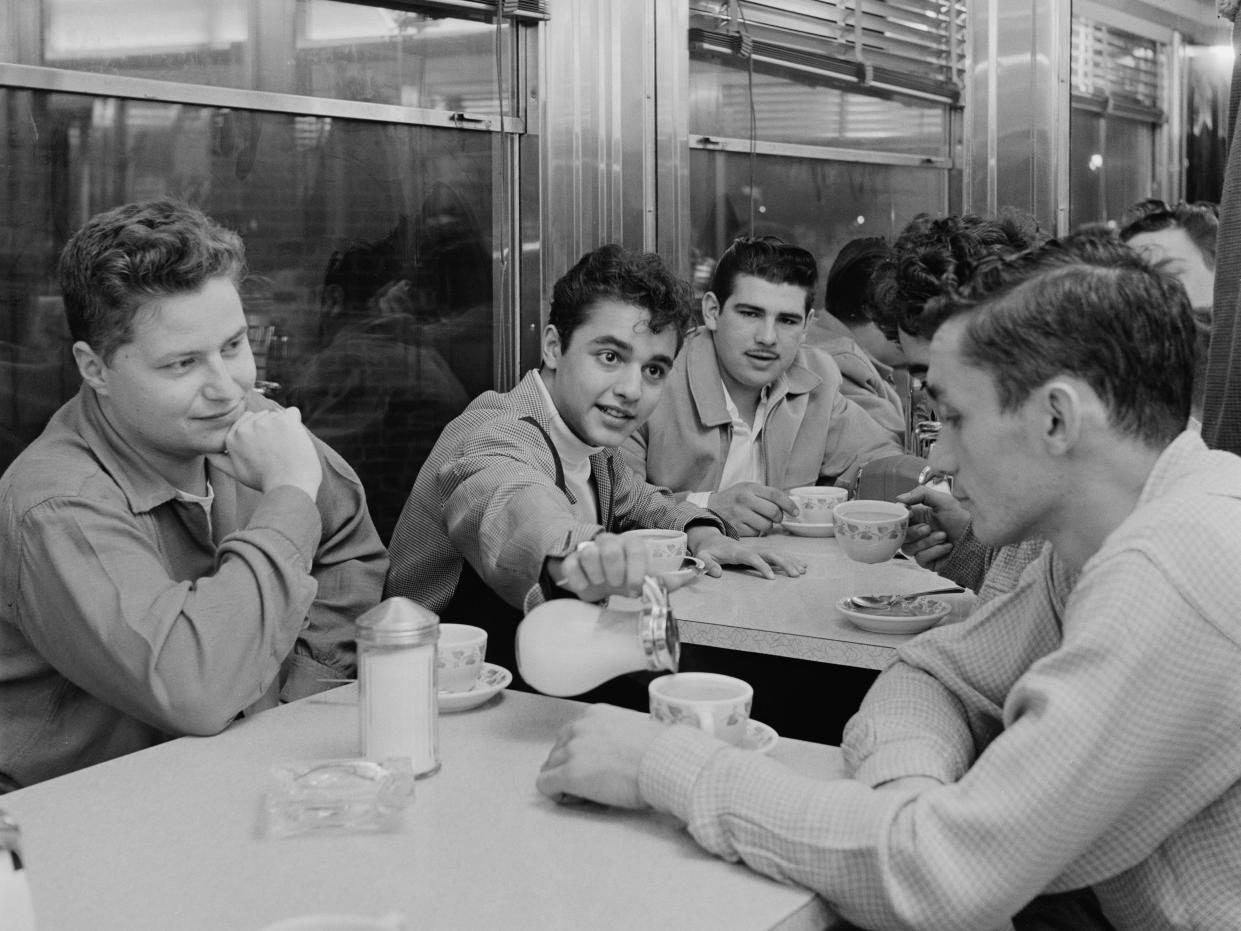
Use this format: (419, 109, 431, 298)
(687, 0, 964, 294)
(1069, 16, 1167, 227)
(0, 0, 541, 542)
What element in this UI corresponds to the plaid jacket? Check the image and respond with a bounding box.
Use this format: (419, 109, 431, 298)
(384, 371, 724, 614)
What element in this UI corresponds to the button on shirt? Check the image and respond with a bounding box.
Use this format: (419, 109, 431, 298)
(687, 385, 771, 508)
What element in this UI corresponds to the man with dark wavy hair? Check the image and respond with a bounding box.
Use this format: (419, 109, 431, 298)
(385, 244, 802, 688)
(538, 233, 1241, 931)
(622, 236, 905, 536)
(0, 199, 387, 790)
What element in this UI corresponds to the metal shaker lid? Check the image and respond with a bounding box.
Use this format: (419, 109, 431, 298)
(356, 596, 439, 647)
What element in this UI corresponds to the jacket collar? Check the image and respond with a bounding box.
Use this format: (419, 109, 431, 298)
(685, 328, 822, 426)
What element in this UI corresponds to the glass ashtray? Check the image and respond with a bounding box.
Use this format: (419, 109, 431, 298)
(262, 758, 415, 839)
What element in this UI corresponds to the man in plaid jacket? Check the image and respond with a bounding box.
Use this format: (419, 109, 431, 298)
(385, 245, 803, 687)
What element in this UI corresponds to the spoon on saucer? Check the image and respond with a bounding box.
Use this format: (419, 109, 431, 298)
(849, 587, 965, 609)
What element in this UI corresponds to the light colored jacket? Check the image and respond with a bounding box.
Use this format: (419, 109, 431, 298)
(622, 329, 904, 495)
(804, 313, 906, 445)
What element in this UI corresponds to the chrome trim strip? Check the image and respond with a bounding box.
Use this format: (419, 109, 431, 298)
(0, 62, 525, 133)
(688, 135, 952, 169)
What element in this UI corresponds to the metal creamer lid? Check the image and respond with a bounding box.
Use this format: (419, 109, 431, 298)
(356, 597, 439, 647)
(639, 576, 679, 673)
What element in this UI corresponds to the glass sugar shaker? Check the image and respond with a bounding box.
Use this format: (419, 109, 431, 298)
(356, 597, 441, 778)
(0, 810, 37, 931)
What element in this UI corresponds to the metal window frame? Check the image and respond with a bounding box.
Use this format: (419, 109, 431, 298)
(0, 0, 537, 387)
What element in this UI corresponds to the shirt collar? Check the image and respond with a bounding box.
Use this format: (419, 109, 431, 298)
(533, 370, 603, 466)
(74, 385, 188, 514)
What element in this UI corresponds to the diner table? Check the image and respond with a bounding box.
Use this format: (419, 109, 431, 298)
(1, 685, 850, 931)
(671, 530, 976, 670)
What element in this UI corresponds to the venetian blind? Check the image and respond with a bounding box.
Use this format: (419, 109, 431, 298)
(688, 0, 966, 104)
(1071, 15, 1164, 121)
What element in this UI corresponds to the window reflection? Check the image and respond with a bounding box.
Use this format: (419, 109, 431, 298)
(38, 0, 510, 113)
(0, 87, 494, 540)
(689, 149, 947, 299)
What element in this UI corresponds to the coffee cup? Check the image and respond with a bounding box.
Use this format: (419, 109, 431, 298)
(437, 623, 488, 693)
(648, 672, 752, 745)
(788, 485, 849, 525)
(832, 500, 909, 563)
(621, 528, 688, 576)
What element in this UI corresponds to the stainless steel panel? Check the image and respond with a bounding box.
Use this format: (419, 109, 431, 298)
(967, 0, 1070, 232)
(540, 0, 656, 298)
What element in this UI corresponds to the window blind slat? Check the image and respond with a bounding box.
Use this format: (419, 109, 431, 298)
(690, 0, 966, 101)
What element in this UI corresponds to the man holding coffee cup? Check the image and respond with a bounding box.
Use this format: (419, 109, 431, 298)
(621, 237, 907, 536)
(386, 245, 804, 687)
(538, 237, 1241, 929)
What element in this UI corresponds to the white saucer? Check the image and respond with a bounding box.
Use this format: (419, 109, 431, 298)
(438, 663, 512, 713)
(739, 719, 778, 754)
(782, 520, 834, 538)
(835, 597, 951, 635)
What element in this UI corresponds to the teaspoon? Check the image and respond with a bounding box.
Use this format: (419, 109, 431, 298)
(850, 587, 964, 609)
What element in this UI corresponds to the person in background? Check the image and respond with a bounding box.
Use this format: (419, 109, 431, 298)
(537, 234, 1241, 931)
(621, 237, 906, 537)
(1119, 198, 1218, 430)
(872, 212, 1047, 590)
(384, 244, 803, 689)
(804, 236, 906, 445)
(0, 200, 388, 791)
(1194, 1, 1241, 454)
(287, 227, 470, 543)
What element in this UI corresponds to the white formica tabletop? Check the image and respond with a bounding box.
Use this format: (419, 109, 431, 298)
(2, 686, 848, 931)
(671, 531, 975, 670)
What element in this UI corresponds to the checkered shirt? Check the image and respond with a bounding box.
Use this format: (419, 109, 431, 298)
(640, 432, 1241, 930)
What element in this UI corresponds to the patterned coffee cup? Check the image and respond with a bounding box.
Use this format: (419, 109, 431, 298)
(788, 485, 849, 525)
(437, 623, 488, 693)
(649, 672, 752, 745)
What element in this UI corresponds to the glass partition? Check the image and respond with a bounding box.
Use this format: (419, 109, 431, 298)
(0, 0, 531, 542)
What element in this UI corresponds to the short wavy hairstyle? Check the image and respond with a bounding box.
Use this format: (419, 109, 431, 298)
(548, 244, 695, 352)
(59, 199, 247, 363)
(709, 236, 818, 313)
(868, 211, 1045, 340)
(924, 230, 1196, 447)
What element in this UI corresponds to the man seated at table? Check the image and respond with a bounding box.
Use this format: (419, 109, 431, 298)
(804, 236, 906, 445)
(621, 236, 906, 537)
(384, 244, 803, 686)
(0, 200, 388, 792)
(537, 235, 1241, 930)
(904, 211, 1214, 597)
(871, 211, 1047, 591)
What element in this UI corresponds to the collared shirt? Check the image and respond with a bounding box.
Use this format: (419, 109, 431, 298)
(687, 384, 770, 508)
(0, 386, 388, 791)
(637, 432, 1241, 930)
(533, 371, 601, 523)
